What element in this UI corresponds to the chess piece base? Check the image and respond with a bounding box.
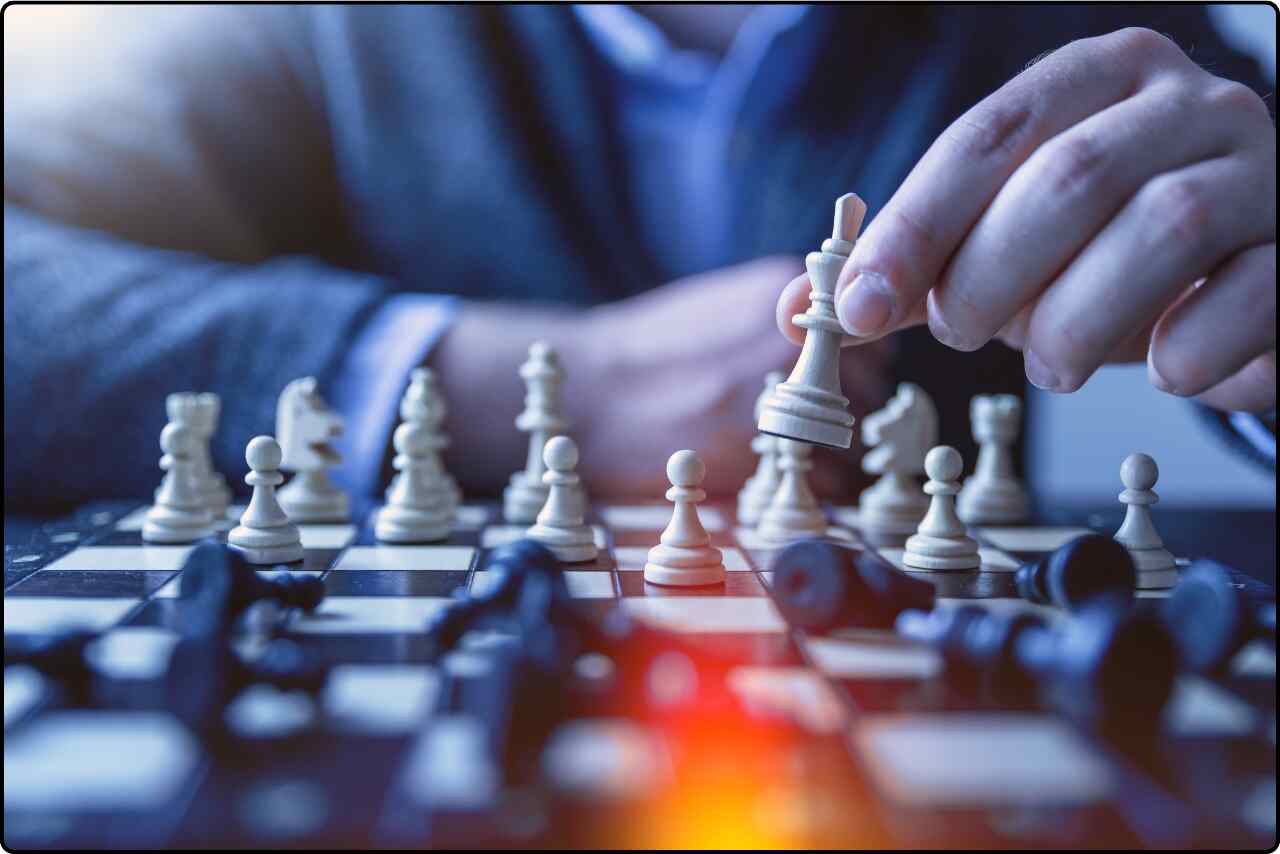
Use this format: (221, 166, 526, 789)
(758, 408, 853, 450)
(527, 523, 597, 563)
(228, 539, 305, 565)
(903, 533, 980, 571)
(503, 473, 549, 524)
(1137, 566, 1180, 590)
(375, 505, 452, 543)
(142, 506, 214, 544)
(957, 480, 1030, 525)
(643, 543, 726, 587)
(279, 474, 351, 523)
(757, 507, 828, 545)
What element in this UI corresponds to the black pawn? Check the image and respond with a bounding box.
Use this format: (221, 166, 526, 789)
(179, 539, 325, 628)
(1163, 560, 1277, 673)
(1014, 534, 1136, 609)
(770, 539, 935, 633)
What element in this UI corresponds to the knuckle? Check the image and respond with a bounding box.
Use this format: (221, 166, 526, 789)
(945, 99, 1038, 160)
(1105, 27, 1184, 67)
(1034, 132, 1109, 197)
(1203, 79, 1270, 124)
(1135, 175, 1214, 246)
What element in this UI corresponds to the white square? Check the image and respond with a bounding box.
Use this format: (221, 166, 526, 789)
(4, 711, 200, 811)
(622, 597, 785, 633)
(1163, 675, 1262, 737)
(4, 598, 139, 635)
(116, 505, 243, 532)
(470, 570, 615, 599)
(331, 546, 476, 572)
(85, 627, 182, 681)
(298, 524, 357, 550)
(804, 633, 942, 680)
(855, 713, 1114, 807)
(287, 596, 452, 634)
(324, 664, 440, 734)
(481, 525, 607, 549)
(600, 504, 726, 532)
(977, 526, 1095, 552)
(612, 546, 750, 572)
(734, 526, 849, 551)
(43, 546, 193, 572)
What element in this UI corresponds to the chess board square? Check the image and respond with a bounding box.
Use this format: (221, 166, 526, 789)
(803, 633, 942, 680)
(612, 546, 752, 572)
(615, 570, 765, 597)
(115, 505, 243, 532)
(331, 545, 476, 572)
(4, 597, 139, 635)
(481, 524, 608, 550)
(324, 664, 441, 734)
(542, 718, 669, 799)
(1163, 675, 1263, 737)
(323, 570, 467, 597)
(734, 526, 853, 551)
(43, 546, 194, 573)
(854, 713, 1115, 807)
(7, 570, 178, 599)
(3, 711, 200, 811)
(471, 570, 617, 599)
(5, 666, 46, 729)
(621, 597, 785, 633)
(726, 666, 848, 734)
(976, 526, 1095, 553)
(600, 504, 726, 532)
(286, 596, 452, 634)
(84, 626, 182, 681)
(298, 524, 357, 550)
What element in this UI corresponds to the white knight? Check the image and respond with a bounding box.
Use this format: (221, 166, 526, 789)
(858, 382, 938, 544)
(276, 377, 350, 522)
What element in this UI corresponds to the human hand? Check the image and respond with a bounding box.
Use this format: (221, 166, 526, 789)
(777, 28, 1276, 413)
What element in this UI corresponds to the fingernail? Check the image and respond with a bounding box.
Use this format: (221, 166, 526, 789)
(837, 273, 894, 336)
(1147, 352, 1180, 395)
(928, 310, 977, 351)
(1024, 350, 1061, 391)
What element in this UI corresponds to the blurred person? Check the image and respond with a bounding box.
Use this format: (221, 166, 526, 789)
(4, 4, 1274, 513)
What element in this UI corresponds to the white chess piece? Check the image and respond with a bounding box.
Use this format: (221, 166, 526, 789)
(645, 450, 726, 587)
(375, 421, 454, 543)
(504, 341, 569, 523)
(276, 377, 350, 522)
(903, 446, 980, 571)
(737, 371, 785, 526)
(858, 383, 937, 543)
(228, 435, 304, 564)
(1113, 452, 1178, 589)
(143, 422, 216, 543)
(388, 368, 461, 512)
(526, 435, 597, 563)
(757, 438, 828, 544)
(957, 394, 1030, 525)
(757, 194, 865, 449)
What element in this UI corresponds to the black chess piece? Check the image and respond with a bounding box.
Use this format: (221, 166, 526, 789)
(179, 538, 325, 624)
(769, 538, 935, 632)
(4, 628, 98, 706)
(1163, 560, 1277, 673)
(1014, 533, 1137, 610)
(897, 596, 1177, 731)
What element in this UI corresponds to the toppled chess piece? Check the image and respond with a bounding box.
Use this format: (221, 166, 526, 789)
(505, 341, 569, 524)
(1015, 534, 1137, 610)
(645, 450, 726, 587)
(757, 194, 865, 449)
(276, 377, 350, 523)
(526, 436, 597, 563)
(144, 422, 216, 544)
(737, 371, 785, 527)
(903, 446, 980, 571)
(375, 420, 454, 543)
(1113, 452, 1178, 589)
(957, 394, 1030, 525)
(858, 383, 937, 544)
(1162, 560, 1277, 674)
(227, 436, 304, 565)
(179, 539, 325, 619)
(770, 539, 935, 633)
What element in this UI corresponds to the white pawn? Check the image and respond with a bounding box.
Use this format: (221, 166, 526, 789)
(504, 341, 568, 523)
(903, 446, 980, 571)
(143, 423, 216, 543)
(1113, 453, 1178, 589)
(227, 436, 304, 564)
(957, 394, 1030, 525)
(646, 450, 726, 587)
(526, 436, 597, 563)
(737, 371, 786, 526)
(757, 438, 828, 544)
(375, 422, 454, 543)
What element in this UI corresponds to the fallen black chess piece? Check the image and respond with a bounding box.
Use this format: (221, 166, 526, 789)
(1014, 533, 1137, 610)
(1163, 559, 1277, 674)
(768, 538, 936, 632)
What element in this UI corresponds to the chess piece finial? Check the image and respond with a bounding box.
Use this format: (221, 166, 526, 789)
(526, 436, 597, 562)
(957, 394, 1030, 524)
(857, 382, 937, 543)
(504, 340, 570, 523)
(143, 422, 216, 543)
(737, 370, 787, 526)
(757, 438, 828, 544)
(275, 377, 350, 522)
(1113, 452, 1177, 588)
(645, 450, 726, 586)
(375, 421, 454, 543)
(902, 446, 980, 570)
(756, 194, 866, 449)
(227, 435, 304, 564)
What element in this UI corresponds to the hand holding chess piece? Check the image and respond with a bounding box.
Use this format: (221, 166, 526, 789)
(645, 450, 726, 587)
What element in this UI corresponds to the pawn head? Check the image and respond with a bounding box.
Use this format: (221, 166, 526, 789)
(543, 435, 578, 472)
(160, 422, 195, 456)
(1120, 453, 1158, 491)
(246, 435, 283, 471)
(924, 445, 963, 482)
(667, 449, 705, 488)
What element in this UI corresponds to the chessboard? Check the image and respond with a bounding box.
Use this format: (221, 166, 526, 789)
(5, 497, 1275, 849)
